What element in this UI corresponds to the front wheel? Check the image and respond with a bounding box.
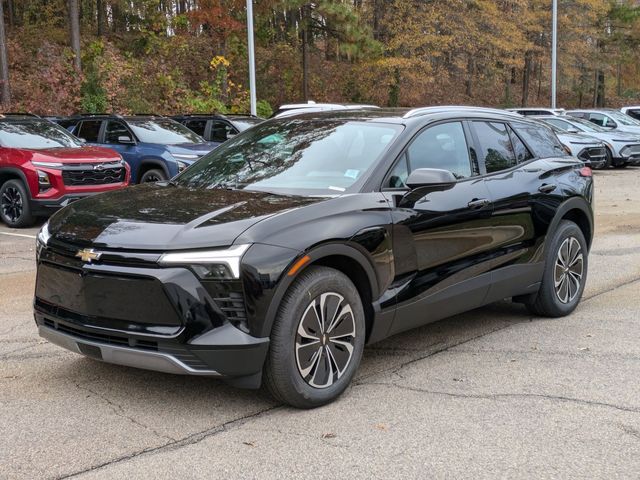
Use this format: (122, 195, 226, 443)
(263, 266, 365, 408)
(525, 220, 588, 317)
(139, 169, 167, 183)
(0, 179, 35, 228)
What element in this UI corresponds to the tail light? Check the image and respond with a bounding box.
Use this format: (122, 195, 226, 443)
(579, 166, 592, 177)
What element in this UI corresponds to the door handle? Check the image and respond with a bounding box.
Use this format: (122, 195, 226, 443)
(467, 198, 491, 209)
(538, 183, 557, 194)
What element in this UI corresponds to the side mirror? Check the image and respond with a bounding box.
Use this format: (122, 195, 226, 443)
(405, 168, 457, 189)
(118, 135, 135, 144)
(399, 168, 457, 208)
(567, 128, 580, 134)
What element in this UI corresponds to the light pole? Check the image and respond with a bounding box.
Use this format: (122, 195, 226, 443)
(246, 0, 257, 116)
(551, 0, 558, 108)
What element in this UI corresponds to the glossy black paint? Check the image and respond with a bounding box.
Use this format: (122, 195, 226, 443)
(35, 107, 594, 386)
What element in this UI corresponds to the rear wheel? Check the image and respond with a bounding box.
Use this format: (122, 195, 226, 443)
(139, 169, 167, 183)
(601, 147, 613, 169)
(525, 220, 588, 317)
(0, 179, 35, 228)
(263, 266, 365, 408)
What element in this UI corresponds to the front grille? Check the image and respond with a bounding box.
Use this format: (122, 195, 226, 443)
(62, 166, 125, 186)
(578, 146, 606, 164)
(43, 318, 158, 351)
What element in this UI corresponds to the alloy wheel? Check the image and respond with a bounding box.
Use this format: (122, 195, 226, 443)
(554, 236, 584, 304)
(142, 173, 162, 183)
(294, 292, 357, 389)
(1, 186, 24, 223)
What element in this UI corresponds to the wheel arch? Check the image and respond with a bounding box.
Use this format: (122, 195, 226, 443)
(548, 197, 594, 251)
(261, 242, 380, 342)
(137, 158, 170, 183)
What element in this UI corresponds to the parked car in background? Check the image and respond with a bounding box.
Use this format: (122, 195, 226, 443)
(550, 130, 607, 169)
(620, 106, 640, 121)
(272, 101, 379, 118)
(62, 114, 219, 183)
(566, 109, 640, 135)
(506, 107, 566, 116)
(172, 114, 264, 143)
(537, 115, 640, 168)
(0, 114, 129, 227)
(35, 106, 593, 407)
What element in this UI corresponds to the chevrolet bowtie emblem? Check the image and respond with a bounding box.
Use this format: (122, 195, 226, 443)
(75, 248, 102, 263)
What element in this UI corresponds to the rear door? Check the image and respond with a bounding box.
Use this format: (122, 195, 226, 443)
(384, 120, 496, 334)
(473, 120, 561, 302)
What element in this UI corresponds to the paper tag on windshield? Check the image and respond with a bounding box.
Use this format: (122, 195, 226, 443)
(344, 169, 359, 179)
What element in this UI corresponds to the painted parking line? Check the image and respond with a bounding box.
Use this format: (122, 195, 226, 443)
(0, 231, 37, 239)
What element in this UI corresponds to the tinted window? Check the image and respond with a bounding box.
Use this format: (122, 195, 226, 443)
(508, 126, 533, 163)
(128, 119, 204, 144)
(407, 122, 472, 178)
(0, 120, 83, 149)
(105, 121, 132, 144)
(513, 123, 565, 158)
(185, 119, 207, 137)
(387, 153, 410, 188)
(473, 122, 516, 173)
(626, 109, 640, 120)
(77, 120, 102, 142)
(544, 118, 575, 131)
(210, 121, 233, 142)
(174, 120, 402, 196)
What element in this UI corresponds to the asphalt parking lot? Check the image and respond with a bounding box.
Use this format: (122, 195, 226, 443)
(1, 168, 639, 479)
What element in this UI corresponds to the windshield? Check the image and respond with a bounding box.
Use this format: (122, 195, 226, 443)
(174, 119, 402, 196)
(564, 117, 610, 133)
(0, 120, 83, 149)
(607, 111, 640, 126)
(128, 119, 205, 144)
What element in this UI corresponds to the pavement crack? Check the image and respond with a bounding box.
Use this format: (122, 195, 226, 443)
(74, 382, 177, 443)
(360, 381, 640, 414)
(54, 404, 281, 480)
(620, 424, 640, 441)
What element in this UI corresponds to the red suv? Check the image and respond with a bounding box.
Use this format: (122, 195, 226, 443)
(0, 115, 130, 227)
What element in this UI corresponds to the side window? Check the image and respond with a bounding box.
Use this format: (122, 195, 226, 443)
(406, 122, 472, 179)
(512, 123, 566, 158)
(546, 118, 570, 131)
(105, 121, 132, 144)
(185, 119, 207, 137)
(507, 126, 533, 163)
(473, 121, 516, 173)
(588, 113, 616, 128)
(210, 121, 232, 142)
(387, 154, 409, 188)
(76, 120, 101, 142)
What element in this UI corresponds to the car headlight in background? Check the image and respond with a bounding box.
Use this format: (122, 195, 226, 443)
(158, 244, 251, 279)
(36, 170, 51, 191)
(561, 144, 572, 155)
(176, 161, 188, 172)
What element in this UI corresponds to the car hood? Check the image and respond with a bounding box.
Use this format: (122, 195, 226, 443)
(165, 142, 220, 157)
(47, 183, 322, 250)
(556, 132, 600, 145)
(25, 146, 122, 164)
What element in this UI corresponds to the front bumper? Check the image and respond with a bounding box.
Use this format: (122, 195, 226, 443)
(34, 242, 270, 381)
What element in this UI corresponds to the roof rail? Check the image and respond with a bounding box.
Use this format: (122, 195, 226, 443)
(0, 112, 41, 118)
(72, 113, 121, 118)
(403, 105, 522, 119)
(133, 113, 164, 117)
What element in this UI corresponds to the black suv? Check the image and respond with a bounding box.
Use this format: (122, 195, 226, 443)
(34, 107, 593, 408)
(172, 114, 264, 143)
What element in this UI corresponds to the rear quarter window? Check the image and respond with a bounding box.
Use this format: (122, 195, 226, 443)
(511, 123, 566, 159)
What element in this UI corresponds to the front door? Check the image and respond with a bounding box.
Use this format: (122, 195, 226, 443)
(104, 120, 140, 181)
(384, 120, 496, 335)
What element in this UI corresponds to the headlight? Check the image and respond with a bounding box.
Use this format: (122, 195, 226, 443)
(158, 244, 251, 279)
(36, 222, 51, 246)
(177, 161, 187, 172)
(172, 154, 199, 160)
(36, 170, 51, 190)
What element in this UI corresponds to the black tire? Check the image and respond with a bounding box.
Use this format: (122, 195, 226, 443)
(139, 169, 167, 183)
(600, 147, 613, 169)
(525, 220, 588, 317)
(263, 266, 365, 408)
(0, 179, 35, 228)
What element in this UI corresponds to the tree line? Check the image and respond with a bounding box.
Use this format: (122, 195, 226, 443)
(0, 0, 638, 115)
